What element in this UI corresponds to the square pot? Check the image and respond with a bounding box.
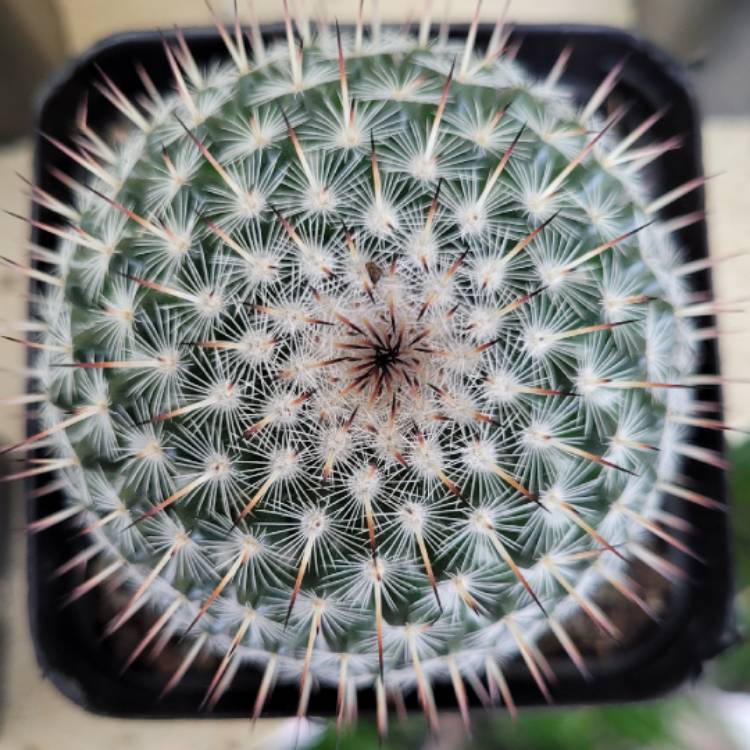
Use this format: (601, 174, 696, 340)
(25, 22, 734, 718)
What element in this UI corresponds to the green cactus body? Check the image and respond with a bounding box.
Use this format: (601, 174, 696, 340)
(18, 5, 716, 729)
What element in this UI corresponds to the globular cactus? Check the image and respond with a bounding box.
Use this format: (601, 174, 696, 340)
(6, 0, 725, 734)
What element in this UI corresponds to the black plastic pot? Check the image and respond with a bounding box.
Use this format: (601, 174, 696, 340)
(26, 23, 734, 718)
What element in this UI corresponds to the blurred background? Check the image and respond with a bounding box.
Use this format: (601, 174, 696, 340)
(0, 1, 749, 748)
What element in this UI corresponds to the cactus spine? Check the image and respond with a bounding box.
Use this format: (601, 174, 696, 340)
(7, 1, 724, 733)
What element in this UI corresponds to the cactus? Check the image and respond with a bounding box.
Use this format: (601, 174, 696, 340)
(6, 1, 724, 734)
